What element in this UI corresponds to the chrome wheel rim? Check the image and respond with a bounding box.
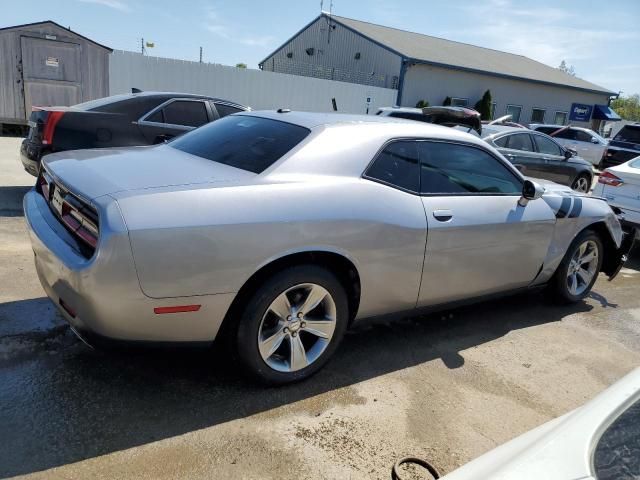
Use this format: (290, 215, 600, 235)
(258, 283, 337, 373)
(573, 176, 590, 192)
(566, 240, 599, 296)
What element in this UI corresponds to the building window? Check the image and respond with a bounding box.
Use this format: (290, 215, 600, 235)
(554, 111, 568, 125)
(490, 102, 497, 120)
(451, 97, 468, 107)
(506, 104, 522, 123)
(531, 108, 546, 123)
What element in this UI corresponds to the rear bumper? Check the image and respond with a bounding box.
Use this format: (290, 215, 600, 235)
(24, 189, 235, 343)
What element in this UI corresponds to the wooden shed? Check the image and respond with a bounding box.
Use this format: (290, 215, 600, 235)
(0, 21, 111, 126)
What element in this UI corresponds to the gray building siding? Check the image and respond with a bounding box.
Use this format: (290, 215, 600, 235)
(402, 64, 610, 127)
(0, 22, 110, 124)
(260, 17, 402, 89)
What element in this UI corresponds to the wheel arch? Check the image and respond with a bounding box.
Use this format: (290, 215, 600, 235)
(588, 221, 626, 276)
(216, 249, 362, 343)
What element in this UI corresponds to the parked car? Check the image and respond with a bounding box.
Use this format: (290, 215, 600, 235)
(592, 156, 640, 235)
(482, 126, 595, 192)
(601, 122, 640, 169)
(24, 111, 633, 384)
(438, 367, 640, 480)
(530, 124, 608, 167)
(20, 91, 249, 176)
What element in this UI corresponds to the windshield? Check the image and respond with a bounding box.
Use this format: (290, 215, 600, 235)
(170, 115, 310, 173)
(613, 126, 640, 143)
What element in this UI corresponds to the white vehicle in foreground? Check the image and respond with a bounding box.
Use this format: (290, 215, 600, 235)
(437, 367, 640, 480)
(592, 156, 640, 234)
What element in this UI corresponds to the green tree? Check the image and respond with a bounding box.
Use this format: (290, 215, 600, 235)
(611, 94, 640, 121)
(415, 99, 429, 108)
(443, 96, 452, 106)
(236, 63, 247, 69)
(558, 60, 576, 77)
(473, 89, 492, 120)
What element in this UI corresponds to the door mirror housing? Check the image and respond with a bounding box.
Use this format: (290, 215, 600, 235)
(591, 137, 600, 144)
(564, 148, 576, 160)
(519, 179, 544, 207)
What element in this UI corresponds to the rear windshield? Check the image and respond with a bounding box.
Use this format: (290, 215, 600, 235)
(613, 126, 640, 143)
(169, 115, 310, 173)
(73, 94, 132, 111)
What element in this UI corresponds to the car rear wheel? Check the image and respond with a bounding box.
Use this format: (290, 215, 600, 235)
(571, 173, 591, 193)
(235, 265, 348, 385)
(549, 230, 603, 303)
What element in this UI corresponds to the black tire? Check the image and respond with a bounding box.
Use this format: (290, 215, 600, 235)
(235, 265, 348, 385)
(549, 229, 603, 303)
(571, 173, 592, 193)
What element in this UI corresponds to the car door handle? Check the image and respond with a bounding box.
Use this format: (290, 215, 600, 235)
(433, 209, 453, 222)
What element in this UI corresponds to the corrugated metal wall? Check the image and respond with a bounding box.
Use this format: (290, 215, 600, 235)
(261, 16, 402, 89)
(109, 50, 397, 114)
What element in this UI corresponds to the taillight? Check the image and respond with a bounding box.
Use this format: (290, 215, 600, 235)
(60, 198, 99, 248)
(598, 171, 624, 187)
(42, 111, 64, 145)
(37, 173, 51, 200)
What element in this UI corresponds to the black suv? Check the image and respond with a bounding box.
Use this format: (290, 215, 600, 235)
(20, 91, 249, 176)
(602, 123, 640, 169)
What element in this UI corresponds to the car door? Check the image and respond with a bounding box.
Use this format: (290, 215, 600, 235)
(416, 140, 556, 306)
(572, 129, 605, 166)
(532, 133, 572, 184)
(139, 98, 213, 144)
(493, 132, 541, 176)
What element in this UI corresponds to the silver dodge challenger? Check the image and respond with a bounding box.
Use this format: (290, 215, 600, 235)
(24, 110, 634, 384)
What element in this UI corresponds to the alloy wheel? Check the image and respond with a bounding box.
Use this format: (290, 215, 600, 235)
(258, 283, 337, 372)
(572, 176, 590, 193)
(566, 240, 599, 296)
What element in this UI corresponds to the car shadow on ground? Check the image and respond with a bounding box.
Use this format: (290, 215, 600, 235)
(0, 288, 601, 477)
(0, 186, 31, 217)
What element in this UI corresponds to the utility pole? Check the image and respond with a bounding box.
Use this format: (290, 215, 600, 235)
(141, 37, 145, 55)
(199, 46, 203, 63)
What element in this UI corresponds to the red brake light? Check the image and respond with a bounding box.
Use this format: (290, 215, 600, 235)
(598, 171, 623, 187)
(42, 111, 64, 145)
(154, 305, 202, 314)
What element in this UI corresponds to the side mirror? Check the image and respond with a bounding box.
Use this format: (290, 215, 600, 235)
(519, 179, 544, 207)
(564, 148, 575, 160)
(591, 137, 600, 144)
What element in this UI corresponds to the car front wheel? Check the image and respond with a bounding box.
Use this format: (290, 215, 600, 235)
(235, 265, 348, 385)
(549, 230, 603, 303)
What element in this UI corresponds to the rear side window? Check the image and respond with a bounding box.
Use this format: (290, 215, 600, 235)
(215, 103, 243, 118)
(163, 100, 209, 127)
(535, 126, 558, 135)
(418, 142, 521, 195)
(534, 135, 563, 156)
(574, 130, 593, 142)
(365, 141, 420, 192)
(170, 115, 310, 173)
(613, 126, 640, 143)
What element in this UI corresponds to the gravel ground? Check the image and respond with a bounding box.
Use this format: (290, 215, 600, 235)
(0, 136, 638, 479)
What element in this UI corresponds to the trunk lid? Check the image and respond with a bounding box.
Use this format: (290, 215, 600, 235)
(600, 162, 640, 213)
(42, 144, 257, 200)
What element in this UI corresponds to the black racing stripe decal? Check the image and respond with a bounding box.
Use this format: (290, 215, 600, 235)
(569, 197, 583, 218)
(556, 197, 572, 218)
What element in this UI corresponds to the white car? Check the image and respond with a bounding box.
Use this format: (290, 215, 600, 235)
(592, 156, 640, 234)
(436, 367, 640, 480)
(531, 124, 608, 167)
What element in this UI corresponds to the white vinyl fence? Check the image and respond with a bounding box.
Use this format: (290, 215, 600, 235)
(109, 50, 397, 114)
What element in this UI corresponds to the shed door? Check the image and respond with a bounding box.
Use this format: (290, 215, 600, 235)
(20, 36, 81, 112)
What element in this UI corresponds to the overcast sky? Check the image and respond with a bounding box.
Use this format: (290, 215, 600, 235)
(4, 0, 639, 95)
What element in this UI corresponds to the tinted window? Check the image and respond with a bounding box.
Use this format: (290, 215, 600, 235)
(553, 128, 574, 140)
(531, 108, 546, 123)
(505, 133, 534, 151)
(388, 112, 428, 122)
(170, 115, 310, 173)
(163, 101, 209, 127)
(594, 398, 640, 480)
(215, 103, 243, 118)
(534, 135, 563, 156)
(418, 142, 521, 194)
(574, 130, 593, 142)
(535, 126, 558, 135)
(494, 136, 509, 148)
(366, 141, 420, 192)
(146, 109, 164, 123)
(613, 126, 640, 143)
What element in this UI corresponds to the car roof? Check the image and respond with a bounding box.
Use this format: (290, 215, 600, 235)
(377, 106, 424, 114)
(241, 110, 431, 129)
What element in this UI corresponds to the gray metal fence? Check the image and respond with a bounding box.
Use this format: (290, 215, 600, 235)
(109, 51, 397, 114)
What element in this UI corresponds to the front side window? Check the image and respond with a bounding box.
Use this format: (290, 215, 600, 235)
(170, 115, 310, 173)
(574, 130, 594, 142)
(534, 135, 563, 156)
(418, 141, 521, 195)
(365, 141, 420, 192)
(163, 100, 209, 127)
(531, 108, 546, 123)
(506, 104, 522, 123)
(554, 111, 568, 125)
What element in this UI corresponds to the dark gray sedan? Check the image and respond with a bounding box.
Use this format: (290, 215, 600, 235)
(482, 126, 594, 192)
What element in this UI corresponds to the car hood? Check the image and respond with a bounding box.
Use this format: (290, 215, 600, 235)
(42, 145, 256, 200)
